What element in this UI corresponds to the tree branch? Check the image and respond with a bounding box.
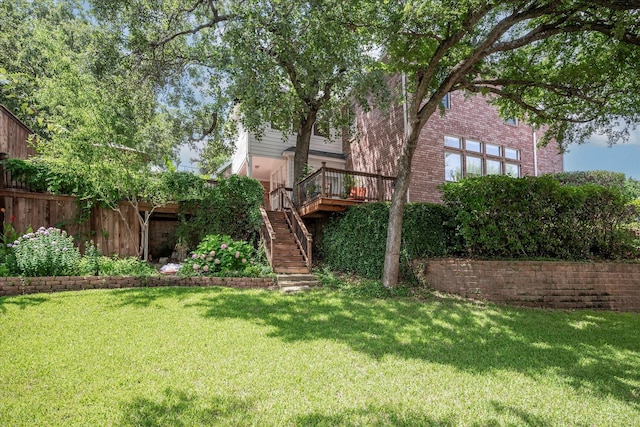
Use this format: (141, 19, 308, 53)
(149, 0, 230, 48)
(466, 78, 613, 104)
(459, 81, 600, 124)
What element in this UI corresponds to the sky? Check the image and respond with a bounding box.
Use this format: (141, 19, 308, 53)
(563, 129, 640, 180)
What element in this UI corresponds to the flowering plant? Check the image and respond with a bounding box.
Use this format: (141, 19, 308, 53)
(180, 234, 256, 276)
(12, 226, 80, 276)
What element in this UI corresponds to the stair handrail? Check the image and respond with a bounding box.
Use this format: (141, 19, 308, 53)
(259, 206, 276, 267)
(281, 191, 312, 271)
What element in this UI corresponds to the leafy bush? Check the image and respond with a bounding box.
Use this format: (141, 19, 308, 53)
(442, 175, 638, 260)
(78, 242, 157, 277)
(177, 175, 264, 249)
(321, 202, 454, 279)
(551, 170, 640, 200)
(180, 234, 265, 277)
(12, 227, 81, 276)
(3, 158, 88, 195)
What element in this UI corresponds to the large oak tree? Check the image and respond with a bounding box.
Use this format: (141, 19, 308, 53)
(91, 0, 382, 191)
(368, 0, 640, 287)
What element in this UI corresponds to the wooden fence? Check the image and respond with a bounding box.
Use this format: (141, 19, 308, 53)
(0, 105, 36, 160)
(0, 190, 141, 257)
(0, 106, 180, 259)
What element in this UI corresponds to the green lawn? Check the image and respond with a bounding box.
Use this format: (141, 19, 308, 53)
(1, 286, 639, 426)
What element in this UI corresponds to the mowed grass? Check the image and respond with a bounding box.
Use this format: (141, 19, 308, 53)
(1, 286, 639, 426)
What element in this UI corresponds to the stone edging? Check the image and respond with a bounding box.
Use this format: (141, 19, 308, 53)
(0, 275, 276, 297)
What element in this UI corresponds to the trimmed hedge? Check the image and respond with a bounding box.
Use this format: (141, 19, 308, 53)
(442, 175, 638, 260)
(321, 202, 454, 279)
(551, 170, 640, 200)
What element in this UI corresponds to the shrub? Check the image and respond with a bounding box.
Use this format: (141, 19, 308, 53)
(12, 226, 81, 276)
(442, 175, 637, 260)
(551, 170, 640, 200)
(78, 242, 157, 277)
(177, 175, 264, 249)
(180, 234, 264, 277)
(321, 202, 454, 279)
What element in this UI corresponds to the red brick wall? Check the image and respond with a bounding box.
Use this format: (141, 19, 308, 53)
(348, 85, 564, 203)
(420, 259, 640, 312)
(0, 275, 276, 297)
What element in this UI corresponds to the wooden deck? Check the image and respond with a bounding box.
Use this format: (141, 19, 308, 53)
(269, 164, 396, 219)
(298, 196, 367, 218)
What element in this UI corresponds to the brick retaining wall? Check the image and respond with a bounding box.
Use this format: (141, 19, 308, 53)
(0, 275, 276, 297)
(419, 259, 640, 312)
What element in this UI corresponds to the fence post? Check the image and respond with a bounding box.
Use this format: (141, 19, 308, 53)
(377, 169, 383, 201)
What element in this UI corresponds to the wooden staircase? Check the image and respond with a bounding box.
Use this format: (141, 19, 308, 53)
(265, 210, 310, 274)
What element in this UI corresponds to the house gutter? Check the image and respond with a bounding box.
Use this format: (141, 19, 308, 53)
(533, 129, 538, 176)
(402, 72, 410, 202)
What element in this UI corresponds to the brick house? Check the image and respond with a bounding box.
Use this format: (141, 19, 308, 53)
(347, 87, 563, 204)
(228, 86, 563, 209)
(227, 90, 564, 272)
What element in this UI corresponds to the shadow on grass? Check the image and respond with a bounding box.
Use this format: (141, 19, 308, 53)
(118, 387, 475, 426)
(180, 287, 640, 409)
(118, 387, 254, 427)
(0, 294, 50, 314)
(294, 405, 457, 426)
(109, 286, 218, 308)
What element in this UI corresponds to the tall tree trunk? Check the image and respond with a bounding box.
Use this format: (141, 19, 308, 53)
(292, 112, 317, 205)
(382, 82, 445, 287)
(382, 119, 422, 288)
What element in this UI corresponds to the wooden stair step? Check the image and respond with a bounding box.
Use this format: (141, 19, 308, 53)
(274, 266, 310, 274)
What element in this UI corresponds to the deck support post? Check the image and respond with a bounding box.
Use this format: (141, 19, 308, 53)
(321, 162, 327, 197)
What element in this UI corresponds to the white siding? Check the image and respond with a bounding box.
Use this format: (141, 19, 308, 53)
(232, 126, 250, 174)
(284, 155, 346, 187)
(248, 126, 343, 158)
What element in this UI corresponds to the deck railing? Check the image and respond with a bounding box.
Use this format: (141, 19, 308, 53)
(269, 186, 293, 211)
(282, 190, 312, 270)
(297, 163, 396, 206)
(258, 206, 276, 267)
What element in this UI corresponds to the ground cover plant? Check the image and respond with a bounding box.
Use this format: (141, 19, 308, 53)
(1, 286, 638, 426)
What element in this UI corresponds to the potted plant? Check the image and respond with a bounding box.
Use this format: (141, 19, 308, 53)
(343, 173, 356, 197)
(343, 173, 366, 199)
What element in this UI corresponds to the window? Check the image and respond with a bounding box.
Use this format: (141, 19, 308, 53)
(485, 143, 501, 157)
(445, 135, 461, 149)
(466, 156, 482, 177)
(505, 163, 520, 178)
(313, 121, 329, 137)
(504, 118, 518, 126)
(466, 139, 481, 153)
(441, 93, 451, 109)
(444, 152, 462, 181)
(443, 136, 521, 180)
(486, 159, 502, 175)
(505, 147, 520, 160)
